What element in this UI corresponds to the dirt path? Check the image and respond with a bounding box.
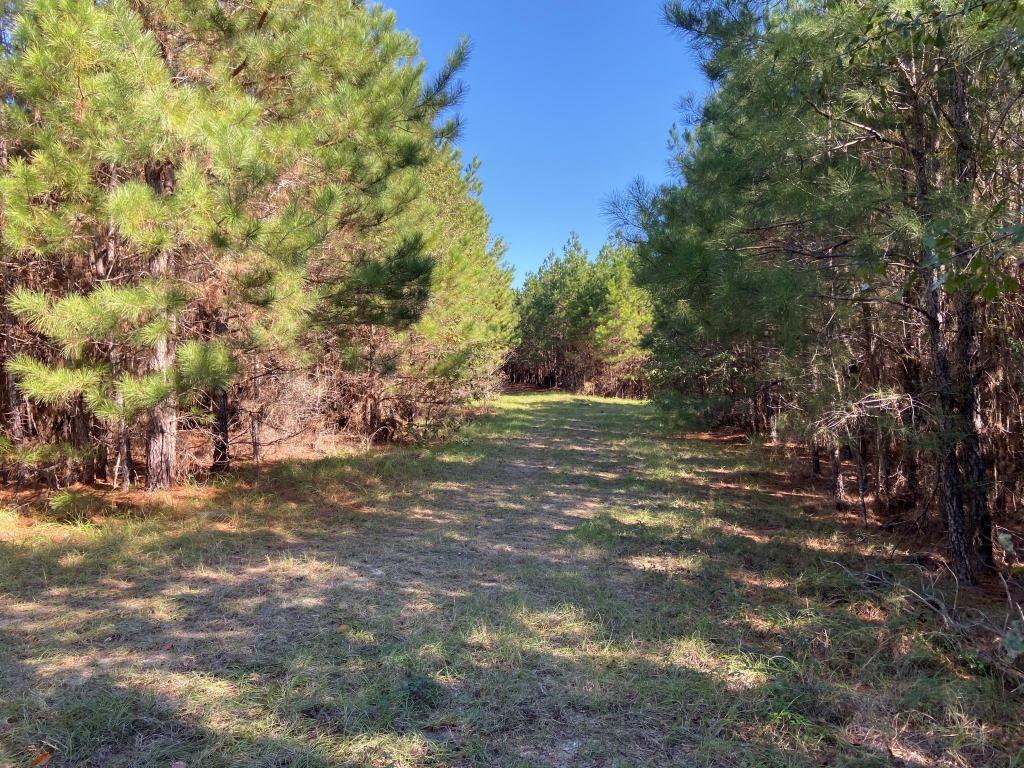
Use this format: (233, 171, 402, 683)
(0, 394, 1016, 767)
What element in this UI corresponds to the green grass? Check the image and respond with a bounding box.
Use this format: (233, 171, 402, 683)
(0, 393, 1020, 767)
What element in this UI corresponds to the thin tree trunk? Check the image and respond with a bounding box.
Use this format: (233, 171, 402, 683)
(211, 389, 230, 473)
(146, 383, 176, 490)
(855, 439, 868, 525)
(251, 409, 262, 464)
(145, 254, 176, 491)
(210, 313, 230, 473)
(909, 85, 974, 584)
(950, 66, 992, 571)
(144, 162, 177, 491)
(831, 446, 846, 508)
(113, 418, 134, 490)
(925, 274, 973, 583)
(874, 431, 891, 513)
(72, 395, 95, 484)
(905, 443, 920, 502)
(1, 271, 23, 445)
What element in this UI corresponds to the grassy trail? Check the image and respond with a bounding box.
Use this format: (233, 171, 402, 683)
(1, 394, 1018, 767)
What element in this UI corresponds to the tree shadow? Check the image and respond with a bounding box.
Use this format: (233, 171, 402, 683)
(1, 395, 1017, 767)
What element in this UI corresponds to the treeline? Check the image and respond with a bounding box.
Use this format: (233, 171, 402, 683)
(505, 235, 652, 398)
(627, 0, 1024, 583)
(0, 1, 515, 491)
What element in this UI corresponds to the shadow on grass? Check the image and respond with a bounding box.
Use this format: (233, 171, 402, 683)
(1, 395, 1019, 767)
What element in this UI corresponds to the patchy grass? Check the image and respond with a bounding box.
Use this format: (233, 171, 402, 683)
(0, 393, 1020, 767)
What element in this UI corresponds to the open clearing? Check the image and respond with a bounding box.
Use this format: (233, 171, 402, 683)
(1, 393, 1019, 767)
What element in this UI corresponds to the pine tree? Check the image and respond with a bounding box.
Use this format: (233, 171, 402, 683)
(508, 235, 651, 396)
(637, 0, 1024, 582)
(0, 1, 473, 488)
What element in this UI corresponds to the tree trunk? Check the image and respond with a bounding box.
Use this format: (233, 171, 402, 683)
(210, 313, 230, 473)
(146, 394, 175, 490)
(874, 430, 892, 513)
(855, 441, 868, 525)
(955, 295, 991, 568)
(1, 271, 23, 445)
(71, 396, 96, 484)
(251, 409, 262, 464)
(950, 66, 992, 572)
(831, 446, 846, 508)
(145, 254, 176, 491)
(905, 446, 920, 503)
(144, 162, 177, 491)
(113, 418, 134, 490)
(925, 274, 973, 584)
(909, 84, 974, 584)
(211, 389, 230, 473)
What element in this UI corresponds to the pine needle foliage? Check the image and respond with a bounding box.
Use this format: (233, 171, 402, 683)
(0, 1, 515, 487)
(508, 235, 652, 398)
(637, 0, 1024, 583)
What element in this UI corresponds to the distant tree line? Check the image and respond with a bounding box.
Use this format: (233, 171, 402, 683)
(505, 235, 652, 399)
(0, 1, 515, 491)
(624, 0, 1024, 584)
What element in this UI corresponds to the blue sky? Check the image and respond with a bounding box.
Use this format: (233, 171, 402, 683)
(384, 1, 707, 285)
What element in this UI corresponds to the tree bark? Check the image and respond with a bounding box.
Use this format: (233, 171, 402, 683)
(251, 409, 262, 464)
(925, 275, 973, 583)
(831, 446, 846, 508)
(950, 64, 991, 572)
(114, 419, 134, 490)
(145, 253, 176, 491)
(210, 313, 230, 473)
(908, 81, 974, 584)
(144, 162, 177, 491)
(1, 271, 23, 445)
(955, 295, 992, 568)
(211, 389, 230, 472)
(72, 395, 96, 484)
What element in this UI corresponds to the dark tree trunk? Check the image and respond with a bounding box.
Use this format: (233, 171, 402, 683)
(72, 396, 95, 484)
(210, 313, 230, 473)
(3, 371, 21, 442)
(950, 64, 991, 573)
(874, 432, 892, 513)
(905, 445, 920, 502)
(855, 433, 868, 524)
(211, 389, 230, 473)
(94, 438, 108, 482)
(926, 276, 973, 584)
(909, 85, 974, 584)
(956, 296, 991, 568)
(1, 271, 23, 446)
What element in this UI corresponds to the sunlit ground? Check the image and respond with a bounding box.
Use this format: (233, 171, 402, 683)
(1, 394, 1020, 767)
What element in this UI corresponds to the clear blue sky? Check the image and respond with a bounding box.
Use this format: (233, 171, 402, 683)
(383, 1, 706, 285)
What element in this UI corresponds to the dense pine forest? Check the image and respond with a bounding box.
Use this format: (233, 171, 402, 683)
(627, 0, 1024, 587)
(0, 1, 515, 490)
(1, 2, 1023, 767)
(506, 235, 652, 398)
